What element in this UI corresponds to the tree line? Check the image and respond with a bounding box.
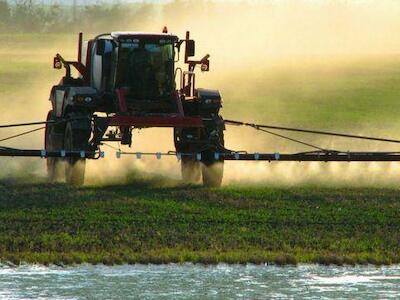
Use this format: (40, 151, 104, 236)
(0, 0, 164, 33)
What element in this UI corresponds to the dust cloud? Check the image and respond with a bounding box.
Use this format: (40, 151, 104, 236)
(2, 0, 400, 186)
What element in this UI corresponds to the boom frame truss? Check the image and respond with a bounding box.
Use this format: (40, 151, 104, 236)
(0, 118, 400, 163)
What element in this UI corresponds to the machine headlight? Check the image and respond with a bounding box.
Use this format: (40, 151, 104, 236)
(74, 95, 93, 104)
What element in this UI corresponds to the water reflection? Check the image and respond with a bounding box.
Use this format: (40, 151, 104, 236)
(0, 264, 399, 299)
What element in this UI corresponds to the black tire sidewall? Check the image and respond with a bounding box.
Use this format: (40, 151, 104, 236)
(63, 116, 90, 185)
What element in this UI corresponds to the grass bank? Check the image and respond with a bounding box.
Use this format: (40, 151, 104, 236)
(0, 176, 399, 266)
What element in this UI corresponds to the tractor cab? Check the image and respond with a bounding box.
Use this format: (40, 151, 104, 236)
(53, 30, 211, 115)
(87, 32, 179, 114)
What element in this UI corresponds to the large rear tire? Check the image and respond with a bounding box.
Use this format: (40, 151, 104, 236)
(45, 111, 64, 182)
(174, 116, 225, 187)
(201, 116, 225, 188)
(64, 119, 90, 186)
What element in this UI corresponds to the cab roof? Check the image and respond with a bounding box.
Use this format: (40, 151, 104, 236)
(111, 32, 179, 41)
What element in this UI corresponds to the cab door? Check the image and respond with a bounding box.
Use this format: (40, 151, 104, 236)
(91, 39, 114, 91)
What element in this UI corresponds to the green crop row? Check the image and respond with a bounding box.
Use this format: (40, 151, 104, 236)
(0, 177, 398, 265)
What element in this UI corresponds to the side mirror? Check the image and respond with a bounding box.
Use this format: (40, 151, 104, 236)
(53, 55, 62, 69)
(185, 40, 195, 57)
(96, 39, 106, 56)
(201, 54, 210, 72)
(201, 60, 210, 72)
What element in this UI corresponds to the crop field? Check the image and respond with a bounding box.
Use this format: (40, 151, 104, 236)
(0, 177, 399, 266)
(0, 33, 400, 265)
